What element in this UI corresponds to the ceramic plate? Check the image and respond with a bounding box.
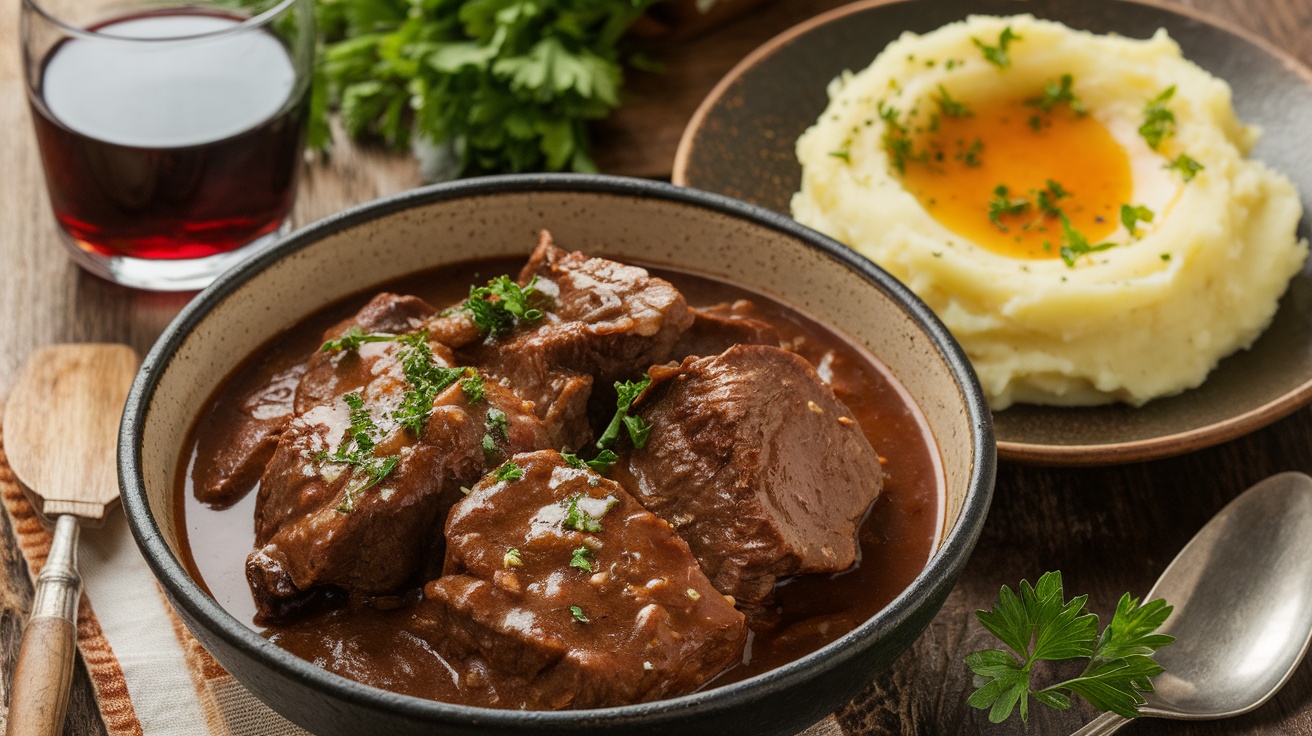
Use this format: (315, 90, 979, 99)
(673, 0, 1312, 465)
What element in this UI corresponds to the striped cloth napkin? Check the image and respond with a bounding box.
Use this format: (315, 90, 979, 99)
(0, 426, 305, 736)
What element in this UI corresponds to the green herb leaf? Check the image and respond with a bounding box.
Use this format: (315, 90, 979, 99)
(391, 333, 465, 435)
(569, 546, 595, 572)
(1120, 204, 1155, 237)
(1140, 86, 1177, 149)
(934, 84, 972, 118)
(321, 326, 403, 352)
(569, 605, 590, 623)
(973, 26, 1021, 68)
(967, 571, 1173, 724)
(988, 184, 1031, 230)
(1035, 179, 1070, 217)
(562, 493, 615, 533)
(461, 275, 546, 337)
(495, 461, 524, 482)
(460, 370, 486, 403)
(828, 149, 851, 162)
(1165, 154, 1204, 182)
(319, 392, 401, 513)
(561, 449, 618, 473)
(1025, 74, 1084, 115)
(504, 547, 523, 568)
(879, 102, 927, 174)
(1059, 216, 1117, 267)
(309, 0, 659, 174)
(596, 374, 652, 451)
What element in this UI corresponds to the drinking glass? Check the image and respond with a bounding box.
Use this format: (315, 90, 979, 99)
(21, 0, 314, 291)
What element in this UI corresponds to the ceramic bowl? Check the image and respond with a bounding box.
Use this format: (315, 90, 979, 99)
(118, 174, 995, 736)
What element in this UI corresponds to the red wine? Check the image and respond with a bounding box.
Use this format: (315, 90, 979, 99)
(29, 10, 307, 261)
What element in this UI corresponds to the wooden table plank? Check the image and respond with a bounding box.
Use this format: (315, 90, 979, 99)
(1, 0, 1311, 734)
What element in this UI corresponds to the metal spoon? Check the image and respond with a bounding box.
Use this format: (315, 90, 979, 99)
(1072, 472, 1312, 735)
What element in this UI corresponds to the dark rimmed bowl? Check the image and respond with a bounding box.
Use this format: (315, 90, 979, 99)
(118, 174, 995, 736)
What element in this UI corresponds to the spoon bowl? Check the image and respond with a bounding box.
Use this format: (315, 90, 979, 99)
(1144, 471, 1312, 719)
(1075, 472, 1312, 735)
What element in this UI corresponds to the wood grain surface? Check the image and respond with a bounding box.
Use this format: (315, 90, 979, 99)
(2, 0, 1311, 734)
(3, 346, 139, 523)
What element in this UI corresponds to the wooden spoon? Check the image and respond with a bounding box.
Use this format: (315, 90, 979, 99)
(2, 344, 139, 736)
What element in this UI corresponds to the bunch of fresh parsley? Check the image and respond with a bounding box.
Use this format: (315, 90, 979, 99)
(967, 571, 1174, 724)
(312, 0, 659, 174)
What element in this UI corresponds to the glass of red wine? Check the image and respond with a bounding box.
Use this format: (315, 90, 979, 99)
(21, 0, 314, 291)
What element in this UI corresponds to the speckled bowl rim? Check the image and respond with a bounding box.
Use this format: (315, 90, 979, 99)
(118, 174, 996, 730)
(671, 0, 1312, 466)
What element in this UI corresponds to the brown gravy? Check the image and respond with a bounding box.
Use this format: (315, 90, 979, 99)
(175, 258, 944, 701)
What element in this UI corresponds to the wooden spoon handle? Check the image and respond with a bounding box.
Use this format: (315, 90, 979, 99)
(6, 515, 81, 736)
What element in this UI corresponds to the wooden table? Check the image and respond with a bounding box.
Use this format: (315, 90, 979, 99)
(2, 0, 1311, 733)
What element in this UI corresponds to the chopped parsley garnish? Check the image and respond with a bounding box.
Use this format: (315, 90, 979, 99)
(1035, 180, 1070, 217)
(596, 374, 653, 451)
(879, 102, 927, 173)
(973, 26, 1021, 68)
(503, 548, 523, 568)
(495, 461, 524, 482)
(460, 275, 545, 337)
(966, 571, 1173, 723)
(392, 332, 465, 435)
(1165, 153, 1204, 181)
(569, 605, 590, 623)
(1139, 86, 1177, 149)
(955, 139, 984, 167)
(562, 493, 616, 533)
(319, 392, 400, 514)
(569, 546, 595, 572)
(988, 185, 1031, 229)
(561, 449, 619, 474)
(828, 149, 851, 162)
(1120, 204, 1155, 237)
(934, 85, 972, 118)
(1026, 74, 1084, 115)
(1059, 216, 1117, 267)
(482, 408, 510, 462)
(460, 371, 486, 403)
(321, 326, 403, 352)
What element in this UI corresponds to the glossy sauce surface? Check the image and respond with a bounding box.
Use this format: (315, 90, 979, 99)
(175, 258, 944, 702)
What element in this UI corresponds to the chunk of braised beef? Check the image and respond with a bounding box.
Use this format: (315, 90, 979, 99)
(455, 232, 694, 439)
(192, 293, 437, 508)
(412, 450, 746, 709)
(246, 331, 548, 623)
(674, 300, 781, 358)
(191, 361, 305, 508)
(611, 344, 885, 620)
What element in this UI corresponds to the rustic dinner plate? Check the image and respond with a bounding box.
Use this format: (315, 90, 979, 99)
(673, 0, 1312, 466)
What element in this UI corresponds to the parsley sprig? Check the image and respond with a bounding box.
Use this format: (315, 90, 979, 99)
(596, 374, 652, 451)
(1059, 216, 1117, 267)
(319, 392, 401, 513)
(313, 0, 660, 174)
(967, 571, 1173, 723)
(1140, 87, 1177, 150)
(461, 275, 545, 337)
(973, 26, 1021, 68)
(393, 333, 467, 434)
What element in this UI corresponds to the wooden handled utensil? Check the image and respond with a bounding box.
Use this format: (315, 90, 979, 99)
(2, 344, 139, 736)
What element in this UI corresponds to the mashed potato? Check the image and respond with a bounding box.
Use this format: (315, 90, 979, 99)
(792, 15, 1306, 409)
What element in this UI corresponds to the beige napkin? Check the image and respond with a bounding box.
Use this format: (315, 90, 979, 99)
(0, 426, 306, 736)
